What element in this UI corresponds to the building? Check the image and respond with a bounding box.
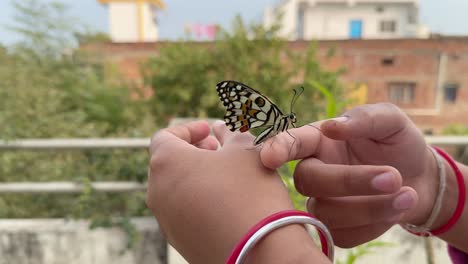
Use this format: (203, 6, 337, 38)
(81, 37, 468, 134)
(264, 0, 429, 40)
(97, 0, 164, 42)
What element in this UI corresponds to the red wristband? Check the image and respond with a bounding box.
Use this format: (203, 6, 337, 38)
(226, 210, 333, 264)
(408, 146, 466, 236)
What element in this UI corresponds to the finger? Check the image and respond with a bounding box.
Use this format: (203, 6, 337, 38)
(330, 223, 396, 248)
(212, 120, 255, 147)
(306, 187, 417, 229)
(212, 120, 230, 146)
(294, 158, 402, 197)
(320, 103, 409, 142)
(194, 135, 219, 150)
(260, 124, 323, 169)
(149, 120, 211, 154)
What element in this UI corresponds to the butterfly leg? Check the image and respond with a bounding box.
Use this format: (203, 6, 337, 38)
(285, 130, 298, 159)
(245, 143, 264, 151)
(306, 123, 323, 132)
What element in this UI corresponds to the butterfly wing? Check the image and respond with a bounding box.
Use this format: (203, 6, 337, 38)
(216, 80, 283, 133)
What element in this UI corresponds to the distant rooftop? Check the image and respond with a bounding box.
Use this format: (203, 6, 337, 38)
(277, 0, 418, 6)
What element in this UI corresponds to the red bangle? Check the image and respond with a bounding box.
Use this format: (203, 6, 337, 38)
(226, 210, 333, 264)
(430, 146, 466, 235)
(408, 146, 466, 236)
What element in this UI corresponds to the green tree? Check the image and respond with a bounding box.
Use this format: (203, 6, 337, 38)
(0, 0, 153, 222)
(143, 15, 346, 127)
(442, 124, 468, 164)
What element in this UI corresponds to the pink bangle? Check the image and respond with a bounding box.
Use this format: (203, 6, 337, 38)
(407, 146, 466, 236)
(226, 210, 334, 264)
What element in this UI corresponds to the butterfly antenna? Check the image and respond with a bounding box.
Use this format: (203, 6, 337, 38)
(290, 88, 298, 113)
(290, 86, 305, 112)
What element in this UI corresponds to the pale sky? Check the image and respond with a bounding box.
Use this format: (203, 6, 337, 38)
(0, 0, 467, 45)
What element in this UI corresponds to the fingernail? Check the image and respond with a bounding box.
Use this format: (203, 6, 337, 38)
(393, 191, 415, 210)
(371, 172, 397, 192)
(330, 116, 349, 123)
(306, 197, 316, 213)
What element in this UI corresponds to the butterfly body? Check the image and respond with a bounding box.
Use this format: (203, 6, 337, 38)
(216, 80, 297, 145)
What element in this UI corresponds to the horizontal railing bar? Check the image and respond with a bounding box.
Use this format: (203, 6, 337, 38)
(0, 138, 150, 150)
(1, 136, 468, 150)
(425, 136, 468, 145)
(0, 182, 146, 193)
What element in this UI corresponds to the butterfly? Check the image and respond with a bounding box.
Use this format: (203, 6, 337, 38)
(216, 80, 303, 145)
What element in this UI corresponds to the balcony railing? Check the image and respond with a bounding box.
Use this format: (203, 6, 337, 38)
(0, 136, 467, 194)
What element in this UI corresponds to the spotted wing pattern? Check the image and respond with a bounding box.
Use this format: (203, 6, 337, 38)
(216, 80, 283, 134)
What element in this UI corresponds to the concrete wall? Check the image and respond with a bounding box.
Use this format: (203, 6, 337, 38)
(0, 218, 166, 264)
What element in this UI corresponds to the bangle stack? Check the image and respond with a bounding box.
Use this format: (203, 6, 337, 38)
(226, 210, 334, 264)
(404, 146, 466, 237)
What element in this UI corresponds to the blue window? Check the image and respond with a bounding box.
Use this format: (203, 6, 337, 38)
(349, 20, 363, 39)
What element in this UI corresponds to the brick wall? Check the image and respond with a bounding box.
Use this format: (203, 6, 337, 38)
(81, 38, 468, 134)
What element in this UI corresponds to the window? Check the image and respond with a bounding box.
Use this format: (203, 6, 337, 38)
(349, 20, 363, 39)
(380, 20, 396, 33)
(423, 129, 434, 135)
(444, 83, 459, 103)
(388, 82, 415, 104)
(376, 6, 385, 13)
(408, 12, 417, 24)
(381, 57, 394, 66)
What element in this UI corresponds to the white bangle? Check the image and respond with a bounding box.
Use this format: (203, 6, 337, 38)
(403, 146, 447, 235)
(235, 215, 335, 264)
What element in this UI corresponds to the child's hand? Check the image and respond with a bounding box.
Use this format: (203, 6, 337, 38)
(147, 120, 328, 263)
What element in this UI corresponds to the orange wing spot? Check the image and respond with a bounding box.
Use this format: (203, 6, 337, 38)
(241, 99, 252, 112)
(248, 109, 259, 117)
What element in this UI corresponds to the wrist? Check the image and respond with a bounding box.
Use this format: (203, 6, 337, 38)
(403, 146, 464, 236)
(404, 146, 441, 225)
(244, 224, 329, 264)
(427, 156, 458, 231)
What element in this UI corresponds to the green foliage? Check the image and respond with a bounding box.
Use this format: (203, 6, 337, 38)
(442, 124, 468, 164)
(337, 241, 394, 264)
(143, 15, 345, 127)
(0, 0, 154, 223)
(442, 124, 468, 135)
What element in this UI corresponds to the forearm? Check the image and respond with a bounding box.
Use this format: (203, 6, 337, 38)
(172, 170, 329, 264)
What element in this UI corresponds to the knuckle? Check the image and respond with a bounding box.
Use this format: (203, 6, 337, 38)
(149, 153, 167, 173)
(378, 102, 400, 113)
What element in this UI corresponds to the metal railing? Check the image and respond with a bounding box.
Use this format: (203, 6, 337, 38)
(1, 136, 467, 194)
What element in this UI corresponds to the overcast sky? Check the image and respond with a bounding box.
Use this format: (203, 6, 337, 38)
(1, 0, 467, 44)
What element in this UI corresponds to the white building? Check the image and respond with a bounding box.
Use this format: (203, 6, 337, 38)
(264, 0, 429, 40)
(98, 0, 164, 42)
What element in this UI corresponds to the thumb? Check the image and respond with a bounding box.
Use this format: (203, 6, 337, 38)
(320, 103, 409, 142)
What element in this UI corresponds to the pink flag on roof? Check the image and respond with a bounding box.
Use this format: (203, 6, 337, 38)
(204, 24, 217, 39)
